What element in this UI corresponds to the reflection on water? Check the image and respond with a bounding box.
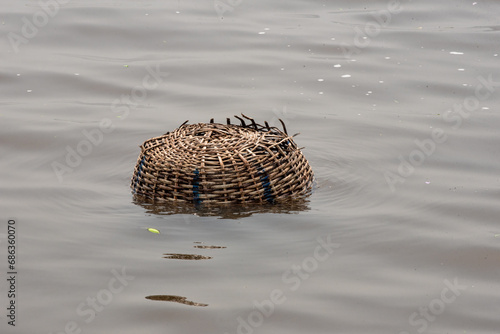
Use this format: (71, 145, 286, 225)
(145, 295, 208, 307)
(163, 253, 212, 260)
(132, 195, 311, 219)
(193, 244, 227, 249)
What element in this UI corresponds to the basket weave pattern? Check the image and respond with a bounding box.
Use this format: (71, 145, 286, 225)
(131, 116, 313, 204)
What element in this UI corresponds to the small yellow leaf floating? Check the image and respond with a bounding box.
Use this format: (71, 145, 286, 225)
(148, 228, 160, 234)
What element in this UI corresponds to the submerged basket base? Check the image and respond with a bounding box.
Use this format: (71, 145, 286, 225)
(132, 194, 311, 219)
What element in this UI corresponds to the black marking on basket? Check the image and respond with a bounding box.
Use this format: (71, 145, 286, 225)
(192, 169, 202, 204)
(280, 140, 291, 150)
(257, 168, 275, 203)
(132, 156, 146, 194)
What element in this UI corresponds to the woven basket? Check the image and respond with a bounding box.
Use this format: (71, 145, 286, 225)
(130, 115, 314, 205)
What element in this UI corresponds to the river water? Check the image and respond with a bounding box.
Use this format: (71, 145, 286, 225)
(1, 0, 500, 333)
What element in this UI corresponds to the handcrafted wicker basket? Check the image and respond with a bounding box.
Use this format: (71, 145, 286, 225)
(131, 115, 314, 205)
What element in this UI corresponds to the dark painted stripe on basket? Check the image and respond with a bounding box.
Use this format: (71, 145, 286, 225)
(132, 156, 145, 194)
(192, 169, 202, 204)
(258, 168, 275, 204)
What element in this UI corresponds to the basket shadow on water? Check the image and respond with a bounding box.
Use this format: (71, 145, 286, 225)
(130, 115, 314, 217)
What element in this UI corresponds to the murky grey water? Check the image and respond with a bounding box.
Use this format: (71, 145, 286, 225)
(2, 0, 500, 333)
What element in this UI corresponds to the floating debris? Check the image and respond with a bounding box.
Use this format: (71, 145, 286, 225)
(163, 253, 212, 260)
(193, 245, 227, 249)
(145, 295, 208, 307)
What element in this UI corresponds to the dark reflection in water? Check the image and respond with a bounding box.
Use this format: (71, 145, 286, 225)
(163, 253, 212, 260)
(193, 245, 227, 249)
(132, 195, 311, 219)
(145, 295, 208, 307)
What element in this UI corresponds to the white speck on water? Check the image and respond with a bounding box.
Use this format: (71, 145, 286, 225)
(175, 11, 180, 14)
(450, 51, 464, 55)
(317, 78, 324, 82)
(482, 107, 489, 110)
(27, 90, 32, 93)
(281, 68, 285, 71)
(425, 181, 431, 184)
(379, 80, 384, 83)
(264, 28, 270, 31)
(17, 74, 21, 76)
(74, 73, 80, 76)
(341, 74, 351, 78)
(319, 91, 324, 95)
(145, 13, 149, 16)
(331, 37, 335, 40)
(458, 68, 465, 71)
(258, 31, 266, 35)
(385, 56, 391, 59)
(333, 64, 341, 68)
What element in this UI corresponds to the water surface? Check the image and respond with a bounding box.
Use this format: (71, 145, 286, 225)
(1, 0, 500, 333)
